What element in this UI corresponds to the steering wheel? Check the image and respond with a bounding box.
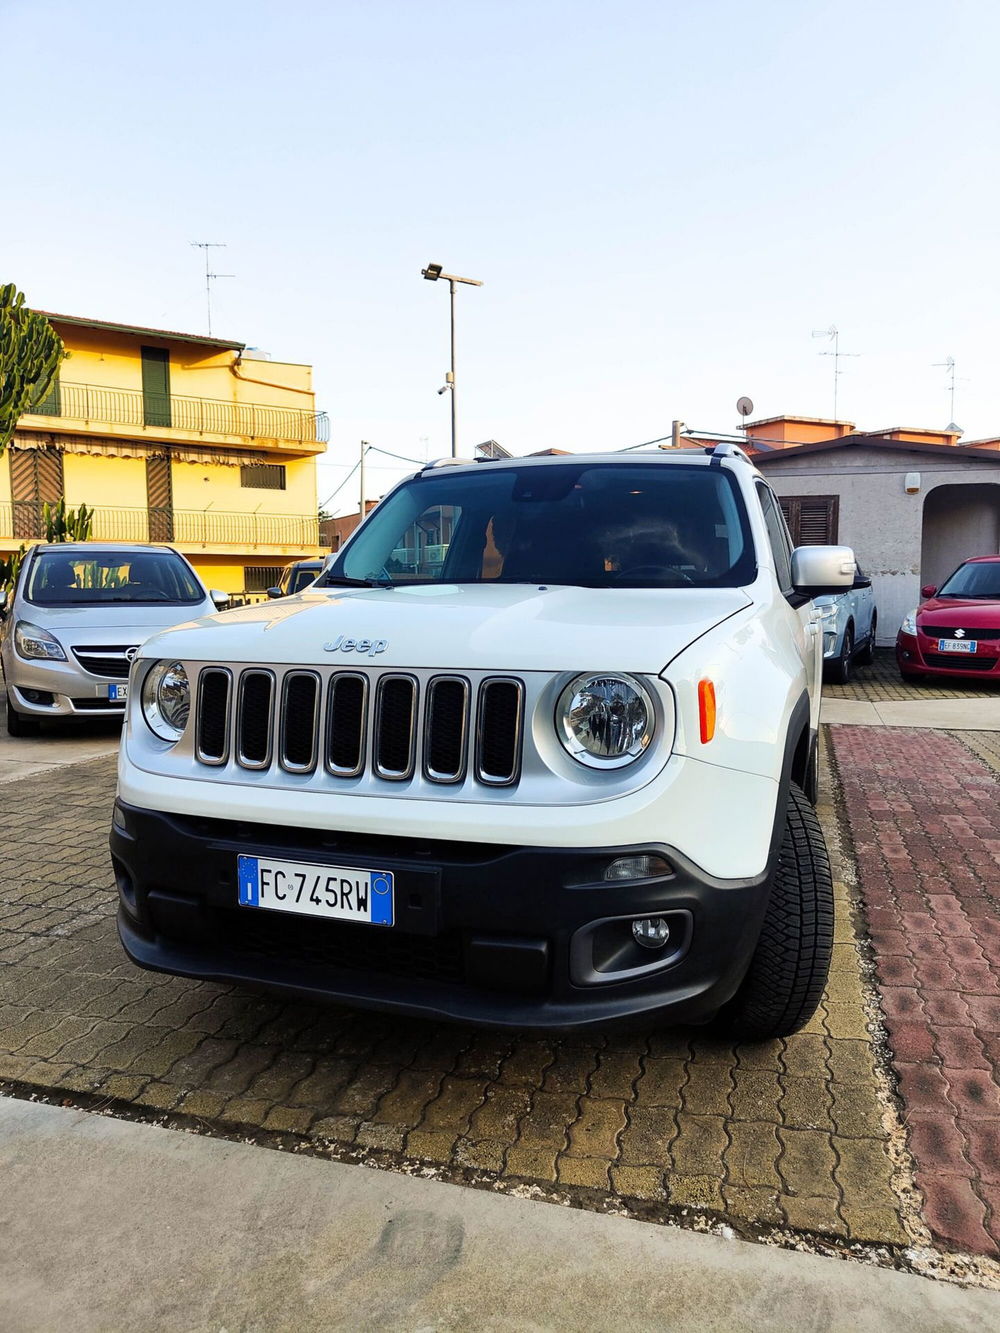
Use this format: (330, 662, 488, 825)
(613, 564, 695, 585)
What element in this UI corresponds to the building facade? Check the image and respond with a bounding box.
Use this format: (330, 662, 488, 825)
(3, 313, 328, 597)
(728, 417, 1000, 644)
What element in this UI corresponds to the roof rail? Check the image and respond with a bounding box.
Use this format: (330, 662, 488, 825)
(710, 442, 752, 463)
(419, 457, 479, 471)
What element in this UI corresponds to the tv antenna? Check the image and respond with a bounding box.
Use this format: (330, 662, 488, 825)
(190, 242, 234, 335)
(933, 355, 965, 431)
(811, 325, 859, 420)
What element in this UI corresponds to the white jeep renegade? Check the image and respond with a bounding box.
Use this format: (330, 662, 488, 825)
(111, 445, 856, 1039)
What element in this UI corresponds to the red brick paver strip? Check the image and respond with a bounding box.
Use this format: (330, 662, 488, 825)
(830, 725, 1000, 1256)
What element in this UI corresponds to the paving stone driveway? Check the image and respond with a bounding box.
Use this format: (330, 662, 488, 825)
(830, 725, 1000, 1257)
(0, 750, 908, 1248)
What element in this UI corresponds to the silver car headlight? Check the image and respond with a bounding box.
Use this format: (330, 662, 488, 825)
(900, 609, 917, 636)
(14, 620, 67, 661)
(556, 673, 654, 768)
(141, 660, 190, 742)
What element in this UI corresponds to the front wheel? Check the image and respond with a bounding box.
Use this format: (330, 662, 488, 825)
(718, 782, 834, 1040)
(829, 624, 854, 685)
(857, 612, 877, 666)
(5, 693, 41, 737)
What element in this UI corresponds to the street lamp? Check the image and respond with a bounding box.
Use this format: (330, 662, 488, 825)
(421, 262, 483, 457)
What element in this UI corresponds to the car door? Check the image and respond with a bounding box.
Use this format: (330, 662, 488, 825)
(757, 483, 821, 726)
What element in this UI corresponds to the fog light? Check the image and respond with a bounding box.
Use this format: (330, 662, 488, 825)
(632, 916, 671, 949)
(604, 855, 671, 881)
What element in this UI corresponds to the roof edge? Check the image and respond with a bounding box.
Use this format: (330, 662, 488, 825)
(36, 311, 245, 351)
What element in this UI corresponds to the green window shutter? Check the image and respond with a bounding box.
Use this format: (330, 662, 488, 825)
(141, 347, 172, 428)
(31, 374, 62, 417)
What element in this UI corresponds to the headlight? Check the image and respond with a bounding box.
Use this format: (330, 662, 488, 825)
(900, 610, 917, 636)
(556, 673, 654, 768)
(14, 620, 67, 661)
(818, 603, 838, 625)
(141, 660, 190, 742)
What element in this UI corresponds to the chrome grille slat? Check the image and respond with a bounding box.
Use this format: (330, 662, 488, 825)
(374, 675, 418, 780)
(194, 666, 524, 788)
(476, 677, 524, 786)
(236, 670, 274, 769)
(197, 668, 232, 764)
(72, 646, 139, 679)
(279, 671, 320, 772)
(326, 672, 368, 776)
(423, 676, 469, 783)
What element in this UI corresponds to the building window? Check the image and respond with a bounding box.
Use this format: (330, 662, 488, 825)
(778, 495, 839, 546)
(241, 463, 286, 490)
(141, 347, 171, 428)
(244, 565, 284, 592)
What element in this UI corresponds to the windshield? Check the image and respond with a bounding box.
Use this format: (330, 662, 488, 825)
(325, 462, 756, 589)
(936, 561, 1000, 600)
(25, 550, 204, 606)
(291, 565, 321, 593)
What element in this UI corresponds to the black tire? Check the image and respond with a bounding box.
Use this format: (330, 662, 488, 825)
(830, 623, 854, 685)
(5, 694, 40, 737)
(857, 612, 877, 666)
(719, 782, 834, 1041)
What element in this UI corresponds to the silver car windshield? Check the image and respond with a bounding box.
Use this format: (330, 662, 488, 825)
(25, 550, 203, 606)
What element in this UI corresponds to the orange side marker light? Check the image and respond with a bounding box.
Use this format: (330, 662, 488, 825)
(698, 679, 716, 744)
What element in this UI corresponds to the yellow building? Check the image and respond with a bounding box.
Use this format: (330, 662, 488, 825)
(2, 312, 327, 597)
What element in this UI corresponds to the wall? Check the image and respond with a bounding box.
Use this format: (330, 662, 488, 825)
(170, 454, 317, 516)
(63, 453, 147, 509)
(760, 447, 1000, 642)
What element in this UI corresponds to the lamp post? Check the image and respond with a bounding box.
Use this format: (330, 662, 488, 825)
(421, 262, 483, 457)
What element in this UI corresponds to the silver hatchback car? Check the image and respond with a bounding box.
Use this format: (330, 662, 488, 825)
(0, 543, 226, 736)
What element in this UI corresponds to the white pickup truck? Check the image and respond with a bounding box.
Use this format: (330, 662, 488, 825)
(111, 445, 856, 1038)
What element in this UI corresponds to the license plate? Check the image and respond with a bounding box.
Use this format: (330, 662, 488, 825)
(237, 855, 394, 926)
(108, 683, 129, 700)
(936, 639, 977, 653)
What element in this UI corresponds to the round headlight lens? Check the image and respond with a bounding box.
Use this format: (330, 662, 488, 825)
(141, 660, 190, 742)
(557, 673, 654, 768)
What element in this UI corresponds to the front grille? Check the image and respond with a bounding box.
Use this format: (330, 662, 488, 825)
(194, 665, 524, 788)
(72, 646, 138, 678)
(224, 909, 466, 985)
(923, 653, 999, 672)
(925, 627, 1000, 641)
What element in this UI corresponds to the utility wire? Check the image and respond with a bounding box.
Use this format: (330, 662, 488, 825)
(318, 460, 361, 510)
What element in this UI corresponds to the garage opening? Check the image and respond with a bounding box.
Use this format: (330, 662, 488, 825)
(921, 484, 1000, 589)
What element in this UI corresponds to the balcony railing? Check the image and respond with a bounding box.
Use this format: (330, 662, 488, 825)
(0, 502, 320, 548)
(24, 381, 329, 444)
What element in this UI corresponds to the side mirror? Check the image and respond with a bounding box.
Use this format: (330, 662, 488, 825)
(853, 574, 872, 590)
(266, 586, 283, 600)
(921, 584, 937, 598)
(791, 545, 856, 596)
(210, 589, 230, 609)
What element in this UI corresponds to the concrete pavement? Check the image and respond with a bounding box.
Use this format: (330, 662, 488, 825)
(0, 693, 120, 783)
(1, 1096, 996, 1333)
(822, 698, 1000, 729)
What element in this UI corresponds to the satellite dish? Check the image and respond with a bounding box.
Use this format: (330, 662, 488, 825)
(736, 396, 754, 418)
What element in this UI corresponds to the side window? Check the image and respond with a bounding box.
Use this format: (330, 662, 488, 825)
(756, 484, 793, 593)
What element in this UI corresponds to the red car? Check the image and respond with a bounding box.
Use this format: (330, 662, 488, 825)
(896, 556, 1000, 683)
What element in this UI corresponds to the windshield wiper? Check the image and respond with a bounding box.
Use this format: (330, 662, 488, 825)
(321, 574, 393, 590)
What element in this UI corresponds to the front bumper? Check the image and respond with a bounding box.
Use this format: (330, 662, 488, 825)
(111, 801, 773, 1029)
(3, 653, 128, 718)
(896, 631, 1000, 680)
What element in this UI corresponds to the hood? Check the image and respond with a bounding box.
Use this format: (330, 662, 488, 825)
(138, 583, 754, 674)
(18, 601, 213, 639)
(917, 596, 1000, 628)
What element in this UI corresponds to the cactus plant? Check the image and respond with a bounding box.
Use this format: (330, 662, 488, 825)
(42, 497, 94, 543)
(0, 284, 64, 454)
(0, 543, 26, 599)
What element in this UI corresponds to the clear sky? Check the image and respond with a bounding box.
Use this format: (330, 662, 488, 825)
(4, 0, 998, 512)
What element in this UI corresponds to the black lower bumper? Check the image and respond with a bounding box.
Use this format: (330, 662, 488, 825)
(111, 802, 774, 1030)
